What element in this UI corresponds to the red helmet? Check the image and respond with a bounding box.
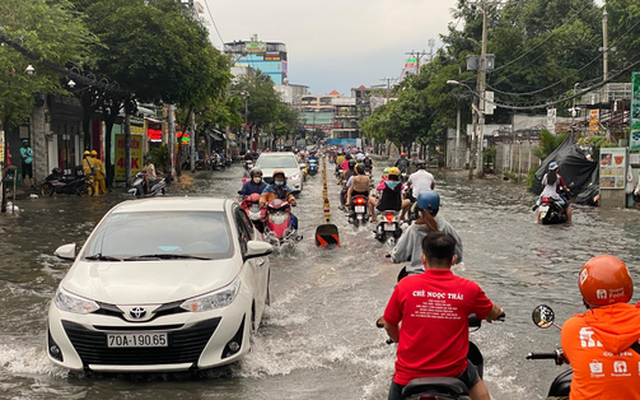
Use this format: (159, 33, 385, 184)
(579, 255, 633, 307)
(401, 152, 407, 157)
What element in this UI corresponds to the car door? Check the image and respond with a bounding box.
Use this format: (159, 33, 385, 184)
(233, 207, 269, 326)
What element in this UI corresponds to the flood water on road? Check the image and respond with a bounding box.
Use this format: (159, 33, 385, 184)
(2, 163, 640, 399)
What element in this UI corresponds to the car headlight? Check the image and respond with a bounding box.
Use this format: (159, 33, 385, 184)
(180, 277, 241, 312)
(290, 173, 301, 181)
(54, 287, 100, 314)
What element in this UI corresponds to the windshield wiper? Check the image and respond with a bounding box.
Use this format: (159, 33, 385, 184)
(123, 254, 212, 261)
(85, 254, 123, 261)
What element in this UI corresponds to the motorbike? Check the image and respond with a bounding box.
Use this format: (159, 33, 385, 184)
(263, 199, 301, 245)
(308, 159, 319, 176)
(400, 170, 408, 183)
(240, 193, 266, 232)
(378, 314, 505, 400)
(40, 167, 93, 197)
(244, 159, 254, 171)
(538, 197, 567, 225)
(127, 172, 166, 197)
(526, 304, 572, 398)
(348, 195, 369, 227)
(335, 168, 344, 183)
(374, 210, 403, 246)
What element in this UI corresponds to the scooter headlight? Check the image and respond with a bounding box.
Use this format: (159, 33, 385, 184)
(180, 277, 241, 312)
(269, 211, 289, 225)
(54, 287, 100, 314)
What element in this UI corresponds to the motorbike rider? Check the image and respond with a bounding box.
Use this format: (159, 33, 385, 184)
(561, 255, 640, 400)
(401, 161, 435, 221)
(383, 232, 504, 400)
(260, 169, 298, 228)
(142, 157, 157, 194)
(339, 159, 358, 210)
(336, 151, 346, 172)
(346, 164, 371, 207)
(395, 152, 410, 173)
(364, 153, 374, 172)
(391, 190, 463, 279)
(238, 168, 267, 201)
(369, 167, 403, 223)
(536, 162, 572, 223)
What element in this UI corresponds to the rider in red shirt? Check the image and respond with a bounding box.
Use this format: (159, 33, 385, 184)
(383, 232, 504, 400)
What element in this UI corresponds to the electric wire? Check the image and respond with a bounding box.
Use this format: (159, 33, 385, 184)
(204, 0, 225, 50)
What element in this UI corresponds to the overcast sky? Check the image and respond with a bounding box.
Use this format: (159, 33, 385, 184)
(202, 0, 459, 95)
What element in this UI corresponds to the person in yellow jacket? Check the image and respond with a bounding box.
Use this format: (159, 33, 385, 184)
(91, 150, 107, 195)
(81, 150, 96, 196)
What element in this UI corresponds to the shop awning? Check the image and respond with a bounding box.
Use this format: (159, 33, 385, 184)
(206, 129, 224, 141)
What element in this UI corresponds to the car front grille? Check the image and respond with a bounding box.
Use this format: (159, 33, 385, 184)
(62, 318, 221, 367)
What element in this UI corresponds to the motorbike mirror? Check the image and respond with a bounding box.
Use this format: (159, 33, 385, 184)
(54, 243, 77, 261)
(532, 304, 556, 329)
(299, 164, 307, 170)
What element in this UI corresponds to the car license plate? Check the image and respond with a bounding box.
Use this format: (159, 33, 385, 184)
(355, 206, 365, 213)
(384, 223, 396, 231)
(107, 333, 168, 348)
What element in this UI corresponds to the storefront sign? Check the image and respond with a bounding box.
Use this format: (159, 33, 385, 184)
(599, 147, 627, 190)
(589, 110, 600, 132)
(0, 129, 5, 165)
(245, 42, 266, 53)
(114, 134, 142, 182)
(630, 72, 640, 150)
(546, 108, 556, 134)
(264, 53, 281, 61)
(147, 128, 162, 142)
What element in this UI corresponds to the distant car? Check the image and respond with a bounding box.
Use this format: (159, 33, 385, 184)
(255, 152, 304, 193)
(47, 197, 272, 372)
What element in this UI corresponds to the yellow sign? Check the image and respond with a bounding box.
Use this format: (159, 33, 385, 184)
(589, 110, 600, 132)
(0, 130, 5, 165)
(115, 134, 142, 182)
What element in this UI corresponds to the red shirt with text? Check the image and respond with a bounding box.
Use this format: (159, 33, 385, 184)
(383, 269, 494, 385)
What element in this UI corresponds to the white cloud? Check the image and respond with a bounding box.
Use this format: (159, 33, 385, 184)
(203, 0, 458, 93)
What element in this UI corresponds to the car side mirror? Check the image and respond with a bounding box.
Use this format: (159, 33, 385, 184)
(245, 240, 273, 259)
(54, 243, 77, 261)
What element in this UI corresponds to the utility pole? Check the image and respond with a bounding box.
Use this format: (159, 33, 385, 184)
(381, 78, 395, 156)
(602, 8, 609, 82)
(475, 0, 489, 179)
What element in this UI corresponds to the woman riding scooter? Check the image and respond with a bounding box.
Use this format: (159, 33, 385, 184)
(260, 169, 298, 229)
(369, 167, 403, 223)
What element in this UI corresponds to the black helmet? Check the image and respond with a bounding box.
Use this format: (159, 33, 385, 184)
(356, 164, 365, 174)
(250, 167, 262, 177)
(416, 160, 427, 170)
(348, 159, 356, 169)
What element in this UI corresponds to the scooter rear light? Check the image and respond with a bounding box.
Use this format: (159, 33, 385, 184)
(385, 213, 394, 223)
(355, 197, 365, 205)
(542, 197, 550, 204)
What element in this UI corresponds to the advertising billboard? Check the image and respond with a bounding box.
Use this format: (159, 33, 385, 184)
(630, 72, 640, 151)
(115, 134, 142, 182)
(245, 42, 267, 53)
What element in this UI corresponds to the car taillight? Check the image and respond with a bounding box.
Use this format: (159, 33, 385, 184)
(355, 197, 365, 205)
(385, 213, 394, 222)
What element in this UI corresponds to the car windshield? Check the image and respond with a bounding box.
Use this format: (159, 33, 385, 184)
(256, 156, 298, 169)
(82, 211, 232, 260)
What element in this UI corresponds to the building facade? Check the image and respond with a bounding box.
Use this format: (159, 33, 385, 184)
(225, 36, 288, 85)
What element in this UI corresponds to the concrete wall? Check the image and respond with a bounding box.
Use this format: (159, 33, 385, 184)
(493, 141, 541, 177)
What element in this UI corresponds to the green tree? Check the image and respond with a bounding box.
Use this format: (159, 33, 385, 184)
(234, 70, 281, 129)
(531, 129, 567, 160)
(0, 0, 95, 131)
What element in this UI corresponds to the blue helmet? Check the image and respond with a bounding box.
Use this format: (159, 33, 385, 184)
(548, 162, 559, 171)
(417, 190, 440, 215)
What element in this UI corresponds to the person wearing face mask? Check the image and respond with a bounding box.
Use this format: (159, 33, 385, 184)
(368, 167, 404, 223)
(238, 168, 267, 201)
(260, 170, 298, 228)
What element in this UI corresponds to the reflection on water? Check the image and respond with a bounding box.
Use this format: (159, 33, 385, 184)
(2, 166, 640, 399)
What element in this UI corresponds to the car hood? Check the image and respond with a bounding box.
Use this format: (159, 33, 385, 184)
(61, 259, 239, 304)
(260, 167, 302, 179)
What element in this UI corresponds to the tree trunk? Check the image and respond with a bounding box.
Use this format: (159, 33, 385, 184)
(1, 116, 9, 213)
(103, 99, 121, 188)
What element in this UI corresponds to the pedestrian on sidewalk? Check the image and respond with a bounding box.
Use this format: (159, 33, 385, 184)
(20, 140, 34, 188)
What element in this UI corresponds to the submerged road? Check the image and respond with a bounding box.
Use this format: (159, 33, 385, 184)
(1, 163, 639, 399)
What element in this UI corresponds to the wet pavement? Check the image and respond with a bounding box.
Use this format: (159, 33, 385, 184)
(2, 163, 640, 399)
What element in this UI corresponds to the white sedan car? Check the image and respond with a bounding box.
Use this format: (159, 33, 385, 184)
(255, 152, 304, 193)
(47, 197, 272, 372)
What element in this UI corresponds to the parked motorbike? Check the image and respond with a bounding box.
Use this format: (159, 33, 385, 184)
(526, 304, 572, 398)
(348, 195, 369, 227)
(127, 172, 166, 197)
(378, 314, 505, 400)
(263, 199, 301, 245)
(240, 193, 266, 233)
(374, 210, 403, 246)
(40, 167, 93, 197)
(538, 197, 567, 225)
(308, 159, 319, 176)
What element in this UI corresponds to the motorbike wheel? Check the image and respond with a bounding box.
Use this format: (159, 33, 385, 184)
(41, 183, 55, 197)
(76, 183, 93, 197)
